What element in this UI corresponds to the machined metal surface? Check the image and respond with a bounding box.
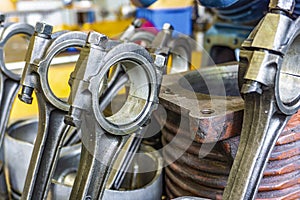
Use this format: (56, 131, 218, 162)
(269, 0, 295, 14)
(64, 24, 167, 199)
(223, 3, 300, 199)
(4, 119, 78, 199)
(50, 144, 163, 200)
(0, 18, 34, 199)
(0, 15, 34, 149)
(18, 22, 87, 200)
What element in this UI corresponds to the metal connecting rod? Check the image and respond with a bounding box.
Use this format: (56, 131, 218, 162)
(19, 22, 87, 200)
(223, 1, 300, 199)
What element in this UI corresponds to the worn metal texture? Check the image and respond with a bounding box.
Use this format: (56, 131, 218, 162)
(223, 2, 300, 199)
(64, 24, 169, 199)
(158, 63, 243, 144)
(159, 64, 241, 200)
(18, 22, 87, 200)
(159, 64, 300, 200)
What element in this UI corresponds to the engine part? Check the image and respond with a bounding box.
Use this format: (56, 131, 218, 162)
(18, 22, 87, 200)
(64, 23, 169, 198)
(203, 0, 269, 65)
(50, 144, 163, 200)
(204, 23, 252, 64)
(3, 119, 78, 199)
(121, 19, 191, 73)
(0, 16, 34, 199)
(4, 119, 38, 197)
(223, 1, 300, 199)
(158, 63, 243, 199)
(168, 36, 192, 73)
(159, 64, 300, 199)
(223, 113, 300, 200)
(4, 119, 163, 200)
(0, 14, 34, 149)
(173, 197, 209, 200)
(108, 22, 186, 188)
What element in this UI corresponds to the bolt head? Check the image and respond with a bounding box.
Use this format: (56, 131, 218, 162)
(132, 19, 142, 28)
(162, 23, 174, 31)
(154, 54, 166, 68)
(0, 14, 5, 23)
(87, 31, 108, 46)
(35, 22, 53, 36)
(18, 93, 33, 104)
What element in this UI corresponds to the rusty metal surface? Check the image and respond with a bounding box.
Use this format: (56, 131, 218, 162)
(159, 65, 300, 200)
(158, 63, 244, 144)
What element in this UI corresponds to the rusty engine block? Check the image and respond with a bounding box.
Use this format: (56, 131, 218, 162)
(157, 64, 300, 200)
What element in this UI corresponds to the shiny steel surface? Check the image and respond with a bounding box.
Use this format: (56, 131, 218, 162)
(65, 24, 167, 199)
(18, 22, 87, 200)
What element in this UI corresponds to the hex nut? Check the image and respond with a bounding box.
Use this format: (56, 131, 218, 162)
(162, 23, 174, 31)
(35, 22, 53, 36)
(154, 54, 166, 68)
(87, 31, 108, 46)
(132, 19, 142, 28)
(269, 0, 295, 13)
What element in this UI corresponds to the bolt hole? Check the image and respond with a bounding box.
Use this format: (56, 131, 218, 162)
(233, 38, 239, 45)
(201, 109, 215, 114)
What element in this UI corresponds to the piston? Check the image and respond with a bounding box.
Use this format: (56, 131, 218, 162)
(4, 119, 163, 200)
(4, 119, 79, 199)
(50, 144, 163, 200)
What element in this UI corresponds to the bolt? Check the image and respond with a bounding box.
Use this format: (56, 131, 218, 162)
(269, 0, 295, 13)
(162, 23, 174, 31)
(18, 86, 34, 104)
(241, 80, 262, 95)
(132, 19, 142, 28)
(35, 22, 53, 36)
(87, 31, 108, 47)
(198, 131, 206, 139)
(154, 54, 166, 68)
(64, 106, 82, 127)
(0, 14, 5, 24)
